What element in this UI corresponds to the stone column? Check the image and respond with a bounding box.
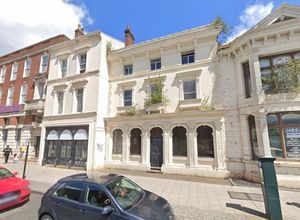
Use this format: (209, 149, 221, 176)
(187, 123, 197, 167)
(239, 114, 252, 160)
(141, 129, 149, 165)
(123, 128, 130, 163)
(214, 121, 226, 170)
(254, 112, 272, 157)
(164, 124, 172, 165)
(249, 52, 265, 104)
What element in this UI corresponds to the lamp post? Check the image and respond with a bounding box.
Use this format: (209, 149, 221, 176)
(22, 138, 34, 179)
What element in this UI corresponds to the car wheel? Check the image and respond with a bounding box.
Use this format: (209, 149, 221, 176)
(41, 214, 54, 220)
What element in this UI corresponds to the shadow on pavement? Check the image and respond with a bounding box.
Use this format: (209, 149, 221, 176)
(286, 202, 300, 208)
(0, 199, 29, 214)
(226, 203, 266, 218)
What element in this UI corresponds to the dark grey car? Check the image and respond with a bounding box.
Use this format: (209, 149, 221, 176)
(38, 173, 174, 220)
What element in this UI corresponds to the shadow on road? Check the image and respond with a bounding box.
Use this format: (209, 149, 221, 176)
(226, 203, 266, 218)
(286, 202, 300, 208)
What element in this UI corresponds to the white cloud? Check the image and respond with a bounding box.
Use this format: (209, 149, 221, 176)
(227, 1, 274, 42)
(0, 0, 92, 56)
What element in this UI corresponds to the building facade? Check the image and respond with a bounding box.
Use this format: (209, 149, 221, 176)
(103, 4, 300, 186)
(0, 35, 69, 158)
(34, 4, 300, 186)
(38, 29, 123, 170)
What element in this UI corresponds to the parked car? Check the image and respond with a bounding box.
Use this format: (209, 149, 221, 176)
(38, 173, 174, 220)
(0, 166, 31, 211)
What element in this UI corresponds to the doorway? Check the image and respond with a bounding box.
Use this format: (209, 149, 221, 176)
(150, 127, 163, 169)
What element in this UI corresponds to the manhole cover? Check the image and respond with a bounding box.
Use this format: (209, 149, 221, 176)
(228, 191, 263, 202)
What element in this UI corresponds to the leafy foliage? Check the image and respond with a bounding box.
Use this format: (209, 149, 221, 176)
(261, 59, 300, 94)
(211, 16, 231, 43)
(144, 76, 169, 107)
(123, 105, 142, 116)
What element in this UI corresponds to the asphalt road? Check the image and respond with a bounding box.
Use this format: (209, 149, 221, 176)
(0, 192, 42, 220)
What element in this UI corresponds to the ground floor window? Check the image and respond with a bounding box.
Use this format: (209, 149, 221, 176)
(130, 128, 141, 155)
(172, 126, 187, 157)
(248, 115, 259, 160)
(43, 126, 88, 168)
(197, 126, 214, 158)
(267, 112, 300, 159)
(113, 129, 123, 155)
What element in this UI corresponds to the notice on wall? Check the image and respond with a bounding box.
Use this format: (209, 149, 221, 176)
(285, 128, 300, 158)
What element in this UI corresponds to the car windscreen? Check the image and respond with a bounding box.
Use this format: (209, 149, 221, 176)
(106, 177, 143, 210)
(0, 168, 14, 179)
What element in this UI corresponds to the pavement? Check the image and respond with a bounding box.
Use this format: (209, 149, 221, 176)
(1, 160, 300, 220)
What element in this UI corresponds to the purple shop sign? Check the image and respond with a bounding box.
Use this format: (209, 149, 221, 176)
(0, 104, 22, 114)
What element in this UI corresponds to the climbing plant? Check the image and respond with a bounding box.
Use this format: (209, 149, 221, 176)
(144, 76, 169, 107)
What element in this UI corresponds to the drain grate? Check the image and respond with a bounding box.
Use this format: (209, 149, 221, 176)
(228, 191, 263, 202)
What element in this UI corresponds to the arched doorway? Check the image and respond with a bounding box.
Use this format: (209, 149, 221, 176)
(150, 127, 163, 169)
(197, 126, 214, 158)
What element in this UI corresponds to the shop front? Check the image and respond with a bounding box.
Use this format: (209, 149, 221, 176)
(267, 112, 300, 159)
(43, 126, 89, 169)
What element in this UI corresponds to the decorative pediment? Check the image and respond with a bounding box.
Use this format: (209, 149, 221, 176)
(255, 4, 300, 29)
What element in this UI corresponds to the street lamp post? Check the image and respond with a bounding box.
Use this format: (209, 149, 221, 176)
(22, 138, 33, 179)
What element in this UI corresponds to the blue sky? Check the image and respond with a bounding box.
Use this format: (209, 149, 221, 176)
(81, 0, 300, 43)
(0, 0, 299, 55)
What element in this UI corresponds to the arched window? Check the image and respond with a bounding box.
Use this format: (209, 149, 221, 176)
(130, 128, 141, 155)
(172, 126, 187, 157)
(60, 129, 73, 140)
(47, 130, 59, 140)
(74, 129, 88, 140)
(197, 126, 214, 158)
(113, 129, 123, 155)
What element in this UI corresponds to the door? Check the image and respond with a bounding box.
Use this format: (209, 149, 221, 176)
(150, 127, 163, 168)
(51, 182, 85, 220)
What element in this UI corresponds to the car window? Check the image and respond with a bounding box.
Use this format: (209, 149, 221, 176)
(0, 168, 14, 179)
(54, 182, 85, 202)
(106, 177, 143, 210)
(84, 185, 111, 208)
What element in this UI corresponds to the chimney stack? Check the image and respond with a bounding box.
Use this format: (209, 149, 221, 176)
(124, 25, 135, 46)
(75, 24, 84, 38)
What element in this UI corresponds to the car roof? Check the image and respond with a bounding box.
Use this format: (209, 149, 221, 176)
(58, 173, 123, 186)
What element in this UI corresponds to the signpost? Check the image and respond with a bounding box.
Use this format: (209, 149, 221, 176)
(22, 138, 30, 179)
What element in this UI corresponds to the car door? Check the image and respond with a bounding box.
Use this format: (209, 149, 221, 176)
(77, 184, 124, 220)
(51, 181, 86, 220)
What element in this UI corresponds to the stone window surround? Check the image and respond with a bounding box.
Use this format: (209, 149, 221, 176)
(117, 81, 136, 108)
(107, 122, 224, 170)
(176, 70, 201, 102)
(23, 58, 31, 78)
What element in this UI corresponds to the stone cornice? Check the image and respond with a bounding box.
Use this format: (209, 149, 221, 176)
(43, 111, 97, 121)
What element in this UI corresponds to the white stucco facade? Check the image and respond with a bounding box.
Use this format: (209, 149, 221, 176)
(38, 4, 300, 186)
(38, 31, 123, 170)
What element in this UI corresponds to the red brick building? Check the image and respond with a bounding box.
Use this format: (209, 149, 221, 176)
(0, 35, 69, 157)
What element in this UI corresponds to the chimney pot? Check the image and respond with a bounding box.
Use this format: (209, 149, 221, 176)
(75, 24, 84, 38)
(125, 25, 135, 46)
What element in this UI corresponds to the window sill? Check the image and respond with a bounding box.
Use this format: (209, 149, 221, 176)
(179, 99, 201, 110)
(117, 106, 133, 114)
(145, 103, 165, 114)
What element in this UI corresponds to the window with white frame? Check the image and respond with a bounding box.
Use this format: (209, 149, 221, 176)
(76, 88, 84, 112)
(11, 63, 18, 80)
(181, 51, 195, 64)
(7, 86, 14, 106)
(124, 64, 133, 75)
(150, 58, 161, 71)
(60, 59, 68, 77)
(183, 80, 197, 100)
(23, 59, 31, 77)
(57, 92, 64, 114)
(79, 53, 87, 73)
(19, 83, 28, 104)
(0, 66, 6, 83)
(40, 54, 49, 73)
(123, 90, 132, 106)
